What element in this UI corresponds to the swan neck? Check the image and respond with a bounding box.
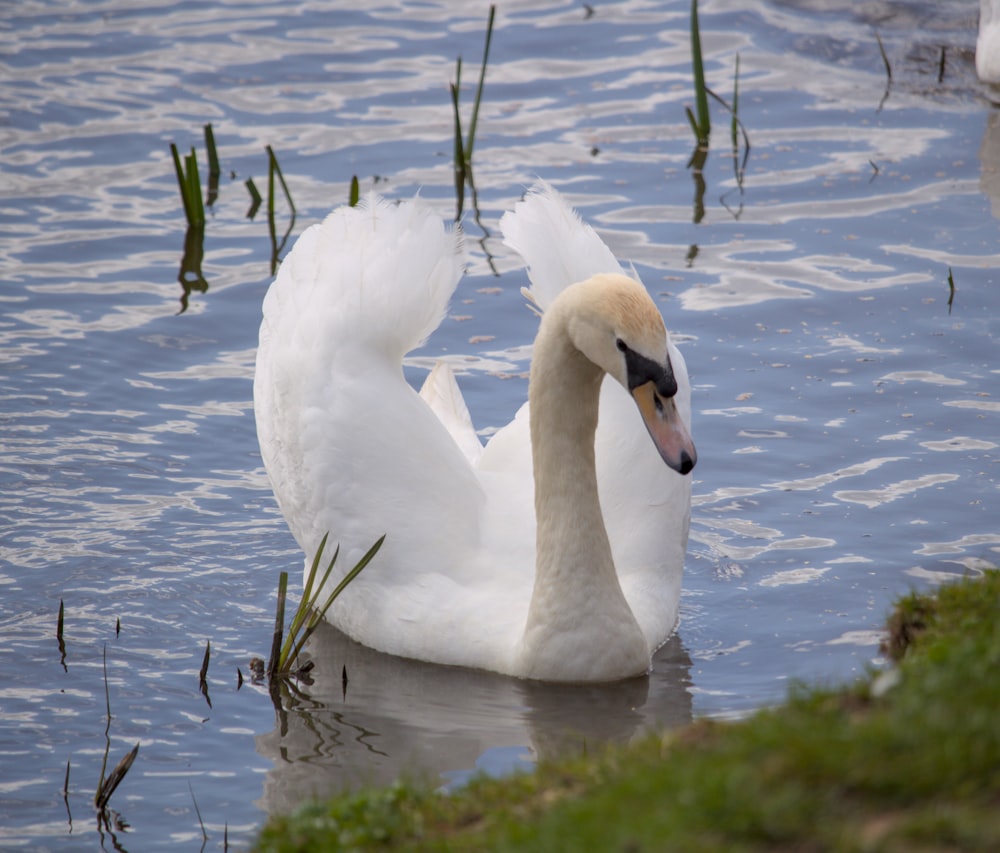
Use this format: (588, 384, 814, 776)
(520, 307, 647, 680)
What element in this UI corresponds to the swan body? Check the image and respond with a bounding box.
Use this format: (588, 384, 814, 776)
(254, 182, 695, 682)
(979, 0, 1000, 82)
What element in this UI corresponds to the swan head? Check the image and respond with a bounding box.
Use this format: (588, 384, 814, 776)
(563, 273, 697, 476)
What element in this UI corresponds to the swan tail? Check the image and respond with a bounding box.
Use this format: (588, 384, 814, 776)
(260, 192, 464, 362)
(499, 180, 627, 311)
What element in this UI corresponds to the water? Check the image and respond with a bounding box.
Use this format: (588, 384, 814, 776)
(2, 0, 998, 847)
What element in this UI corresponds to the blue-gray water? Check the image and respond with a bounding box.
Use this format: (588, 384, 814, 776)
(2, 0, 997, 848)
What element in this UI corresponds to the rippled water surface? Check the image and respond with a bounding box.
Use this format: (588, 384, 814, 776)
(2, 0, 998, 848)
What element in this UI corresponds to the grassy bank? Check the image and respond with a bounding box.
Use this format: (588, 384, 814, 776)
(256, 571, 1000, 851)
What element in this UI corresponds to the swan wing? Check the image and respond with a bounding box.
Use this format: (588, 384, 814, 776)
(418, 361, 483, 465)
(255, 193, 503, 658)
(499, 180, 628, 309)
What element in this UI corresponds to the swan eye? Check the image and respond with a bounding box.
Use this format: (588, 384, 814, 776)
(616, 338, 628, 353)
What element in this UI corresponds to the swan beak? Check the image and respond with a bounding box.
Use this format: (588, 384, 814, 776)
(632, 381, 697, 476)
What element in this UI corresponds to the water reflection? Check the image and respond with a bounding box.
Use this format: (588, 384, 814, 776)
(177, 224, 208, 314)
(255, 623, 692, 815)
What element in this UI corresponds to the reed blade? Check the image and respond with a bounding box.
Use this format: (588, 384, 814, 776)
(279, 533, 332, 667)
(203, 123, 220, 179)
(199, 640, 211, 684)
(171, 143, 197, 227)
(730, 53, 740, 153)
(285, 535, 385, 669)
(95, 742, 140, 812)
(690, 0, 710, 145)
(265, 145, 297, 272)
(245, 177, 262, 219)
(450, 73, 467, 221)
(267, 572, 288, 681)
(875, 30, 892, 81)
(465, 4, 496, 165)
(189, 781, 208, 842)
(203, 123, 220, 207)
(185, 148, 205, 226)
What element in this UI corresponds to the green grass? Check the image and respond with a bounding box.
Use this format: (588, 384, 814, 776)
(204, 123, 221, 207)
(170, 142, 205, 228)
(256, 570, 1000, 851)
(449, 4, 495, 221)
(685, 0, 750, 186)
(268, 533, 385, 682)
(265, 145, 297, 274)
(686, 0, 710, 148)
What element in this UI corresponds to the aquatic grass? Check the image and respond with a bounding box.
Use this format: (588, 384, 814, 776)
(204, 123, 221, 208)
(199, 639, 212, 708)
(266, 145, 297, 274)
(256, 571, 1000, 852)
(685, 3, 750, 168)
(683, 0, 750, 224)
(947, 266, 956, 313)
(464, 5, 494, 176)
(190, 781, 209, 845)
(95, 743, 140, 813)
(726, 53, 751, 189)
(875, 30, 892, 110)
(245, 177, 263, 219)
(62, 758, 72, 829)
(729, 54, 739, 153)
(450, 4, 495, 221)
(168, 131, 301, 287)
(875, 30, 892, 82)
(56, 598, 66, 670)
(268, 533, 385, 682)
(94, 646, 140, 814)
(170, 143, 206, 229)
(266, 572, 288, 682)
(349, 175, 360, 207)
(686, 0, 711, 149)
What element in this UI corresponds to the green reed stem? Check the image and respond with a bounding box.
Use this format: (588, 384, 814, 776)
(170, 143, 205, 228)
(690, 0, 710, 146)
(465, 4, 495, 167)
(245, 177, 262, 218)
(203, 123, 220, 180)
(283, 535, 385, 671)
(267, 572, 288, 681)
(266, 145, 296, 216)
(730, 53, 740, 153)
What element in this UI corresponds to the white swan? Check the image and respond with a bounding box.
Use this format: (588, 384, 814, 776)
(253, 182, 695, 682)
(979, 0, 1000, 82)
